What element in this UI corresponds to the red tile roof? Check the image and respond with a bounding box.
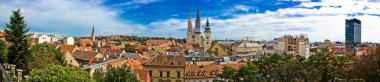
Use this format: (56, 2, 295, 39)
(81, 39, 92, 44)
(146, 39, 170, 44)
(135, 69, 150, 82)
(59, 45, 77, 53)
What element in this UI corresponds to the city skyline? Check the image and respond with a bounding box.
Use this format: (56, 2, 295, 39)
(1, 0, 380, 42)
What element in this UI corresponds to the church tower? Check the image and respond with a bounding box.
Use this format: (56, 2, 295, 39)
(193, 8, 203, 46)
(91, 25, 95, 41)
(186, 11, 193, 44)
(204, 17, 212, 53)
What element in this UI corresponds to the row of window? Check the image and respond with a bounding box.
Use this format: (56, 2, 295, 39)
(187, 71, 220, 76)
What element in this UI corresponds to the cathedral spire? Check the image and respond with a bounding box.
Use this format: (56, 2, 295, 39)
(205, 17, 211, 32)
(194, 8, 201, 33)
(91, 25, 95, 41)
(206, 17, 209, 27)
(187, 10, 192, 32)
(196, 8, 200, 22)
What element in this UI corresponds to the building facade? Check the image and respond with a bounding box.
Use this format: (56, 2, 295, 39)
(274, 35, 310, 58)
(144, 55, 186, 82)
(345, 18, 361, 48)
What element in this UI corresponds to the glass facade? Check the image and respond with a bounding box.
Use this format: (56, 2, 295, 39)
(345, 18, 361, 48)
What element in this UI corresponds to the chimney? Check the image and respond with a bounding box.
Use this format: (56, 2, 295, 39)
(16, 69, 23, 82)
(10, 64, 16, 74)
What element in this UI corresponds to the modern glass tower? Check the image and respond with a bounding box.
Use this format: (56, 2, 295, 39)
(345, 18, 361, 48)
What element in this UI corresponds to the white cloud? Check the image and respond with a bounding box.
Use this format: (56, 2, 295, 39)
(150, 0, 380, 42)
(0, 0, 146, 36)
(223, 5, 255, 16)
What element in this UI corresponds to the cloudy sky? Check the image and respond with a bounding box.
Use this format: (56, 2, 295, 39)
(1, 0, 380, 42)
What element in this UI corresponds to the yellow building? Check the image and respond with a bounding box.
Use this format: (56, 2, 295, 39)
(144, 55, 186, 82)
(206, 43, 228, 56)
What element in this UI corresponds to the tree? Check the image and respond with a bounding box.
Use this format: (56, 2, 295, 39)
(28, 43, 66, 70)
(0, 39, 7, 63)
(26, 64, 95, 81)
(4, 9, 32, 72)
(184, 49, 190, 55)
(217, 66, 238, 82)
(93, 63, 139, 82)
(125, 44, 136, 53)
(352, 46, 380, 81)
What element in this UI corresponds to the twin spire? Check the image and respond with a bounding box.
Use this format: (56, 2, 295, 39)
(187, 8, 210, 33)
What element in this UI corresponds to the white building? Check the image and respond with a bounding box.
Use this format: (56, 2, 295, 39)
(30, 34, 51, 43)
(63, 37, 75, 45)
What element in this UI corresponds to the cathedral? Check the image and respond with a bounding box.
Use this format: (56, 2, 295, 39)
(186, 9, 212, 54)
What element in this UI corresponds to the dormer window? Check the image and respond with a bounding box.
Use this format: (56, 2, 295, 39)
(192, 73, 196, 76)
(199, 72, 203, 76)
(203, 71, 207, 76)
(187, 73, 192, 76)
(211, 72, 215, 75)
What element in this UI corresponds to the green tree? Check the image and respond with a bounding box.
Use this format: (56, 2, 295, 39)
(352, 46, 380, 81)
(125, 44, 136, 53)
(27, 64, 95, 81)
(0, 39, 8, 63)
(28, 43, 66, 70)
(93, 63, 139, 82)
(4, 9, 32, 72)
(217, 66, 238, 82)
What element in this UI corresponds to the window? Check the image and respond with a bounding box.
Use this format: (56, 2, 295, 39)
(160, 71, 163, 77)
(149, 70, 152, 77)
(187, 73, 191, 76)
(177, 71, 181, 78)
(167, 71, 170, 77)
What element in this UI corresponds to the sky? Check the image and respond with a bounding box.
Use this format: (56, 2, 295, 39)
(1, 0, 380, 42)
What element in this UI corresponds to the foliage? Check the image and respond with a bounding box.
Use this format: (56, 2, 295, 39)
(218, 48, 353, 82)
(0, 39, 8, 63)
(217, 66, 238, 81)
(28, 43, 66, 70)
(93, 63, 139, 82)
(26, 64, 95, 82)
(184, 49, 189, 55)
(4, 9, 32, 73)
(351, 46, 380, 81)
(125, 44, 136, 53)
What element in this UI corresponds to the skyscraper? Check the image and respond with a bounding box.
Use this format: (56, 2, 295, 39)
(345, 18, 361, 48)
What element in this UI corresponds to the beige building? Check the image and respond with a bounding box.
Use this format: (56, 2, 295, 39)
(144, 55, 186, 82)
(63, 36, 75, 45)
(232, 42, 262, 54)
(274, 35, 310, 57)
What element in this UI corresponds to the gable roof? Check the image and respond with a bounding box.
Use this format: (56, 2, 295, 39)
(59, 45, 77, 53)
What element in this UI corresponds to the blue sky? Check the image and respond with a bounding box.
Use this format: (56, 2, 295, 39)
(1, 0, 380, 42)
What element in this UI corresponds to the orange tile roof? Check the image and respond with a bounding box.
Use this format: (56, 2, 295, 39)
(185, 65, 222, 79)
(59, 45, 77, 53)
(135, 69, 149, 82)
(111, 45, 125, 50)
(127, 59, 143, 70)
(135, 46, 149, 51)
(72, 51, 100, 61)
(107, 59, 129, 68)
(146, 39, 170, 44)
(78, 46, 93, 51)
(81, 39, 93, 44)
(144, 55, 185, 66)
